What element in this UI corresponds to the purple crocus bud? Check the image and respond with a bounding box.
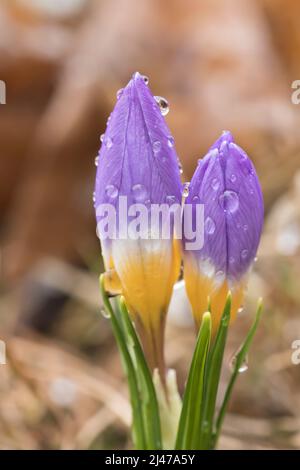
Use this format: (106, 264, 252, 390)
(183, 131, 263, 332)
(94, 72, 182, 374)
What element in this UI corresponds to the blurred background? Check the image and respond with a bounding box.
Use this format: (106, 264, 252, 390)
(1, 0, 300, 450)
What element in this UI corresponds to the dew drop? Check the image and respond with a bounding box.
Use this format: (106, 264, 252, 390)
(211, 178, 220, 191)
(241, 249, 248, 260)
(215, 270, 225, 285)
(239, 359, 249, 373)
(200, 258, 215, 278)
(182, 182, 190, 198)
(192, 195, 200, 203)
(219, 190, 239, 214)
(166, 195, 176, 205)
(178, 160, 183, 174)
(238, 306, 244, 314)
(222, 318, 230, 329)
(132, 183, 148, 202)
(92, 191, 96, 203)
(152, 140, 161, 154)
(94, 156, 99, 167)
(230, 353, 248, 373)
(230, 174, 237, 183)
(100, 308, 111, 319)
(167, 136, 174, 148)
(142, 75, 149, 85)
(116, 88, 124, 100)
(100, 134, 104, 143)
(105, 184, 119, 199)
(105, 136, 113, 148)
(242, 162, 252, 176)
(154, 96, 169, 116)
(205, 216, 216, 235)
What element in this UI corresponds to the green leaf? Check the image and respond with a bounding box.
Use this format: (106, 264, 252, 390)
(118, 297, 162, 450)
(175, 312, 212, 450)
(199, 293, 232, 449)
(99, 275, 146, 450)
(212, 298, 263, 448)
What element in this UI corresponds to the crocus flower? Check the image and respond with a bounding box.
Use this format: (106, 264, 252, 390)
(94, 72, 182, 375)
(183, 131, 263, 333)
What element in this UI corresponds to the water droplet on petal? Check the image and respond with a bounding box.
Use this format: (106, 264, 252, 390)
(178, 160, 183, 174)
(167, 136, 174, 148)
(219, 190, 239, 214)
(182, 182, 190, 198)
(205, 216, 216, 235)
(154, 96, 169, 116)
(95, 156, 99, 166)
(241, 249, 248, 260)
(242, 162, 252, 176)
(192, 195, 200, 203)
(238, 306, 244, 314)
(166, 195, 176, 205)
(215, 270, 225, 285)
(105, 184, 119, 199)
(92, 191, 96, 203)
(105, 136, 113, 148)
(152, 140, 161, 154)
(200, 258, 215, 278)
(142, 75, 149, 85)
(116, 88, 124, 100)
(100, 134, 104, 143)
(230, 174, 237, 183)
(132, 183, 148, 202)
(211, 178, 220, 191)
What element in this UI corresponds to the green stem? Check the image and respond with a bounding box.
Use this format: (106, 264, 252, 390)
(118, 297, 162, 450)
(212, 299, 263, 448)
(175, 312, 211, 450)
(199, 293, 231, 449)
(99, 275, 146, 449)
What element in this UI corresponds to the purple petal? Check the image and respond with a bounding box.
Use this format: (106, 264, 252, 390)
(94, 72, 182, 234)
(184, 132, 263, 284)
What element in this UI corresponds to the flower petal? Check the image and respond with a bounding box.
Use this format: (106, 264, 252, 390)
(94, 73, 182, 370)
(183, 131, 263, 330)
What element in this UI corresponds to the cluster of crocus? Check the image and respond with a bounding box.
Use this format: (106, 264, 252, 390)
(95, 72, 263, 366)
(94, 72, 264, 450)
